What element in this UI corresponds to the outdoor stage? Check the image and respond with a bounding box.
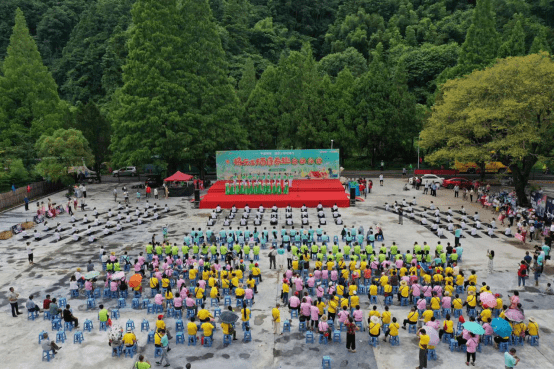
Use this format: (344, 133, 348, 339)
(199, 179, 350, 209)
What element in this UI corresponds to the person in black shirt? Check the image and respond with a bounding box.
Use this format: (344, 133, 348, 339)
(63, 304, 79, 328)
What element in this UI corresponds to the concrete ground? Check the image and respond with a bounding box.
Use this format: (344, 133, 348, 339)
(0, 178, 552, 369)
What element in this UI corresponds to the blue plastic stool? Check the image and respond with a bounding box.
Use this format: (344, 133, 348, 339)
(384, 296, 392, 305)
(176, 332, 185, 344)
(118, 298, 126, 308)
(103, 288, 111, 298)
(332, 330, 341, 343)
(322, 356, 331, 369)
(142, 298, 151, 309)
(243, 330, 252, 342)
(43, 311, 52, 321)
(56, 330, 66, 343)
(64, 321, 74, 331)
(299, 321, 307, 332)
(58, 298, 67, 308)
(427, 349, 437, 360)
(132, 298, 140, 309)
(236, 298, 244, 308)
(283, 320, 291, 332)
(528, 336, 539, 346)
(73, 331, 84, 344)
(482, 335, 492, 345)
(443, 308, 451, 317)
(223, 334, 233, 345)
(355, 321, 363, 332)
(120, 290, 129, 298)
(100, 321, 108, 331)
(369, 336, 379, 347)
(319, 333, 328, 344)
(126, 319, 135, 331)
(290, 310, 299, 319)
(147, 331, 155, 344)
(453, 309, 462, 318)
(442, 333, 453, 343)
(42, 350, 55, 362)
(84, 319, 93, 332)
(499, 341, 509, 352)
(457, 321, 463, 333)
(187, 309, 196, 318)
(38, 330, 48, 344)
(512, 335, 524, 346)
(196, 298, 203, 306)
(71, 289, 79, 298)
(166, 307, 175, 318)
(245, 299, 253, 307)
(147, 304, 155, 314)
(154, 304, 163, 314)
(203, 336, 213, 347)
(141, 320, 150, 332)
(378, 286, 384, 295)
(449, 338, 460, 352)
(174, 309, 183, 319)
(210, 298, 219, 307)
(52, 318, 62, 331)
(456, 285, 463, 294)
(358, 285, 367, 294)
(408, 324, 417, 334)
(112, 344, 123, 357)
(176, 319, 184, 332)
(28, 310, 39, 320)
(94, 288, 101, 298)
(305, 331, 315, 343)
(111, 309, 120, 320)
(154, 347, 163, 358)
(433, 310, 441, 319)
(87, 298, 96, 310)
(111, 291, 118, 299)
(214, 308, 221, 318)
(370, 295, 378, 304)
(188, 335, 197, 346)
(390, 335, 400, 346)
(124, 345, 136, 358)
(401, 297, 409, 306)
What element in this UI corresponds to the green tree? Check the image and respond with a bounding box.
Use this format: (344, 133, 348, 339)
(0, 8, 63, 155)
(318, 47, 368, 78)
(421, 53, 554, 205)
(498, 17, 526, 58)
(35, 128, 94, 184)
(73, 101, 111, 182)
(238, 58, 257, 103)
(529, 26, 551, 54)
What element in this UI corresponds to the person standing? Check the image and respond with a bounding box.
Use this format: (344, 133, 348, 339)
(82, 185, 87, 198)
(345, 316, 359, 353)
(24, 196, 29, 211)
(379, 174, 384, 186)
(403, 168, 407, 177)
(113, 188, 118, 202)
(156, 330, 170, 367)
(268, 247, 277, 270)
(380, 160, 384, 172)
(154, 188, 159, 199)
(272, 303, 281, 335)
(398, 208, 404, 225)
(8, 287, 22, 317)
(454, 185, 459, 198)
(469, 188, 474, 202)
(364, 183, 368, 198)
(505, 348, 520, 369)
(487, 250, 495, 274)
(12, 184, 16, 193)
(26, 242, 33, 265)
(416, 328, 429, 369)
(465, 332, 478, 366)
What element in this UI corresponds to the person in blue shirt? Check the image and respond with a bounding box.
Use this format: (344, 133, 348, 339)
(504, 348, 519, 369)
(455, 226, 462, 247)
(157, 330, 170, 367)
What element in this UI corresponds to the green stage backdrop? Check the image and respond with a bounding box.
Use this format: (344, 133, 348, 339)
(216, 150, 340, 180)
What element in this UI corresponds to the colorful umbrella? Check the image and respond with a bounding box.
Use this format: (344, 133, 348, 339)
(111, 271, 125, 280)
(491, 318, 512, 338)
(463, 322, 485, 335)
(84, 271, 100, 279)
(128, 274, 142, 288)
(480, 292, 497, 308)
(504, 309, 525, 323)
(422, 326, 440, 346)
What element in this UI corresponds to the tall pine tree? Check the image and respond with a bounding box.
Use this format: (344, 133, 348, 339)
(0, 8, 63, 161)
(529, 27, 551, 54)
(457, 0, 499, 67)
(238, 58, 257, 104)
(498, 17, 526, 58)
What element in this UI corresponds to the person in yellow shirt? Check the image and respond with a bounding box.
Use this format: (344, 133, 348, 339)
(430, 293, 441, 311)
(201, 321, 215, 339)
(149, 276, 159, 290)
(336, 284, 345, 297)
(465, 270, 477, 288)
(452, 294, 463, 310)
(398, 282, 410, 302)
(235, 284, 245, 299)
(350, 292, 360, 308)
(194, 284, 205, 300)
(234, 268, 243, 280)
(439, 313, 454, 339)
(221, 321, 236, 340)
(317, 298, 326, 316)
(155, 315, 173, 341)
(161, 275, 170, 289)
(339, 297, 349, 310)
(384, 317, 400, 342)
(368, 316, 381, 338)
(369, 282, 378, 300)
(455, 273, 464, 287)
(417, 328, 430, 369)
(208, 276, 217, 288)
(422, 308, 434, 323)
(478, 306, 492, 323)
(230, 274, 239, 289)
(433, 273, 444, 285)
(210, 285, 220, 302)
(282, 281, 290, 305)
(272, 304, 281, 335)
(241, 304, 251, 323)
(341, 269, 349, 279)
(465, 291, 477, 313)
(197, 304, 213, 322)
(495, 296, 503, 310)
(423, 273, 432, 285)
(123, 328, 137, 348)
(499, 305, 508, 319)
(379, 274, 389, 287)
(399, 266, 408, 277)
(187, 318, 198, 335)
(326, 260, 334, 271)
(368, 305, 381, 319)
(402, 307, 419, 329)
(189, 268, 198, 281)
(327, 295, 338, 321)
(444, 282, 454, 296)
(382, 307, 391, 325)
(384, 283, 392, 297)
(527, 317, 539, 337)
(202, 269, 210, 281)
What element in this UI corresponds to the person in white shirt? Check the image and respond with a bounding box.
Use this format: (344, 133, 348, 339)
(318, 210, 325, 218)
(286, 218, 293, 226)
(118, 202, 123, 210)
(272, 205, 278, 212)
(409, 210, 415, 219)
(301, 205, 307, 212)
(103, 226, 110, 235)
(153, 212, 159, 220)
(447, 214, 452, 223)
(43, 222, 50, 232)
(462, 215, 468, 223)
(259, 205, 264, 213)
(216, 205, 222, 213)
(71, 224, 78, 234)
(505, 227, 512, 236)
(93, 208, 98, 216)
(71, 215, 76, 223)
(72, 233, 80, 241)
(240, 218, 247, 226)
(431, 222, 438, 231)
(116, 222, 122, 231)
(473, 212, 480, 221)
(402, 199, 407, 207)
(117, 212, 122, 221)
(145, 200, 150, 209)
(470, 227, 477, 236)
(487, 226, 494, 237)
(244, 205, 250, 213)
(54, 231, 60, 241)
(421, 217, 428, 225)
(461, 206, 466, 215)
(434, 209, 440, 217)
(164, 205, 169, 213)
(447, 222, 454, 231)
(435, 216, 440, 224)
(411, 197, 417, 206)
(135, 209, 140, 217)
(317, 203, 323, 211)
(138, 217, 143, 225)
(332, 204, 338, 212)
(385, 203, 390, 211)
(460, 221, 467, 229)
(437, 227, 444, 237)
(34, 229, 41, 240)
(94, 217, 100, 226)
(87, 225, 93, 235)
(490, 220, 496, 229)
(126, 215, 131, 223)
(429, 202, 435, 210)
(379, 174, 384, 186)
(475, 220, 481, 229)
(223, 218, 230, 226)
(448, 207, 453, 215)
(335, 217, 342, 225)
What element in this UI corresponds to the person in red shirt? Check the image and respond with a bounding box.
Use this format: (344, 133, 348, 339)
(43, 294, 52, 310)
(517, 261, 528, 287)
(146, 186, 152, 198)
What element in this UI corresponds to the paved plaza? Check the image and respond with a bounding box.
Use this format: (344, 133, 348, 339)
(0, 178, 553, 369)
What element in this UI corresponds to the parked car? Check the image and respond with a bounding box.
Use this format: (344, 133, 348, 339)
(409, 174, 445, 185)
(113, 166, 137, 177)
(442, 177, 474, 189)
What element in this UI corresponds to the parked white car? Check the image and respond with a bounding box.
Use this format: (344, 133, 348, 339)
(113, 166, 137, 177)
(409, 174, 445, 185)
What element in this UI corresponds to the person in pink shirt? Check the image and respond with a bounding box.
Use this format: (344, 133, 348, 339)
(433, 285, 443, 297)
(314, 269, 322, 280)
(198, 280, 206, 289)
(303, 292, 313, 305)
(152, 255, 159, 263)
(353, 306, 364, 323)
(321, 270, 329, 280)
(173, 293, 183, 309)
(482, 318, 494, 336)
(245, 288, 254, 301)
(177, 277, 186, 291)
(109, 253, 117, 262)
(330, 270, 338, 282)
(85, 280, 93, 293)
(465, 332, 479, 366)
(327, 284, 335, 296)
(423, 285, 433, 299)
(180, 287, 188, 299)
(381, 260, 390, 270)
(110, 281, 118, 292)
(285, 269, 293, 279)
(307, 275, 315, 288)
(441, 292, 452, 309)
(427, 317, 440, 330)
(316, 284, 324, 298)
(416, 295, 427, 311)
(300, 299, 311, 319)
(289, 293, 300, 312)
(134, 262, 142, 273)
(318, 316, 331, 337)
(310, 303, 319, 331)
(138, 255, 146, 266)
(175, 258, 183, 268)
(337, 307, 349, 323)
(212, 262, 220, 271)
(152, 260, 159, 269)
(154, 293, 164, 305)
(162, 262, 169, 271)
(185, 294, 197, 314)
(370, 260, 379, 270)
(155, 270, 163, 281)
(166, 256, 173, 265)
(294, 276, 304, 293)
(395, 258, 404, 269)
(198, 259, 204, 268)
(509, 292, 520, 309)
